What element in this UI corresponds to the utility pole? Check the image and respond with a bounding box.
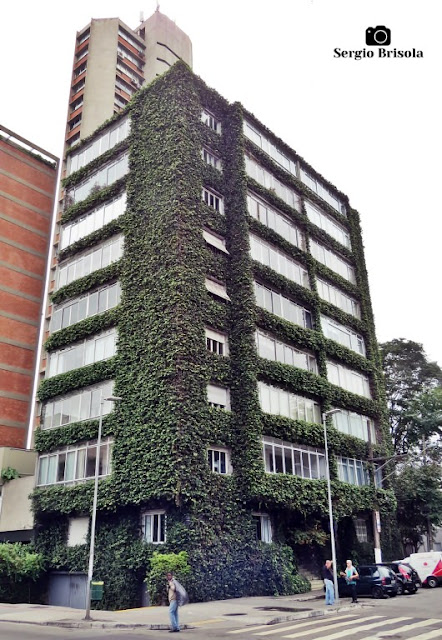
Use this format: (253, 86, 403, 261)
(367, 423, 382, 563)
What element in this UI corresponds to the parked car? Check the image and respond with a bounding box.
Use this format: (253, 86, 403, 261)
(338, 564, 398, 599)
(402, 552, 442, 588)
(381, 562, 419, 594)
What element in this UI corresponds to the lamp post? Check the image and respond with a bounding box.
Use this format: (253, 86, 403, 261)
(322, 408, 341, 605)
(84, 395, 122, 620)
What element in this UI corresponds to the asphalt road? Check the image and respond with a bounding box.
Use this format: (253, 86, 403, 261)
(1, 588, 441, 640)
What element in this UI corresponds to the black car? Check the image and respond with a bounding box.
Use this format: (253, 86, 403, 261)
(338, 564, 398, 599)
(382, 562, 420, 594)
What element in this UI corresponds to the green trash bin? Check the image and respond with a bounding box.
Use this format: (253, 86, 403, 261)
(90, 581, 104, 601)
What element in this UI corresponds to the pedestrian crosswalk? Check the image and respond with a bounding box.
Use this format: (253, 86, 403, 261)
(227, 614, 442, 639)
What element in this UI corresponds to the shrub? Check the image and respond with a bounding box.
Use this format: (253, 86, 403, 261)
(146, 551, 191, 605)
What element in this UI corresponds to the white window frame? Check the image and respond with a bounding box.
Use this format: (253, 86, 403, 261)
(42, 381, 114, 430)
(254, 282, 313, 330)
(247, 192, 305, 251)
(207, 447, 232, 474)
(321, 315, 366, 357)
(245, 155, 301, 212)
(202, 187, 224, 214)
(207, 384, 231, 410)
(205, 277, 230, 301)
(258, 381, 321, 424)
(57, 235, 124, 289)
(262, 436, 326, 480)
(305, 201, 351, 248)
(337, 456, 370, 486)
(330, 408, 376, 444)
(255, 329, 317, 374)
(326, 361, 371, 398)
(203, 229, 229, 254)
(47, 328, 117, 378)
(249, 233, 310, 288)
(141, 510, 166, 544)
(310, 239, 356, 283)
(316, 278, 360, 319)
(205, 328, 229, 356)
(201, 109, 221, 134)
(201, 147, 222, 171)
(37, 438, 113, 486)
(252, 512, 273, 543)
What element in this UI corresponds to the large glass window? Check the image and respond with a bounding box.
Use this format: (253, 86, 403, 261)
(250, 234, 310, 288)
(255, 330, 317, 373)
(244, 122, 296, 175)
(245, 155, 301, 212)
(327, 361, 371, 398)
(57, 236, 123, 289)
(42, 381, 114, 430)
(300, 167, 346, 216)
(247, 192, 305, 251)
(263, 436, 325, 479)
(254, 282, 313, 330)
(317, 278, 360, 318)
(258, 381, 321, 423)
(60, 193, 126, 250)
(337, 456, 370, 486)
(305, 201, 351, 249)
(47, 329, 117, 378)
(321, 315, 366, 356)
(310, 239, 356, 283)
(330, 408, 376, 443)
(51, 282, 121, 332)
(66, 118, 130, 175)
(37, 438, 113, 486)
(67, 154, 129, 205)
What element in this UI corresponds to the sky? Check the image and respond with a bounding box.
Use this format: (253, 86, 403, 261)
(2, 0, 441, 365)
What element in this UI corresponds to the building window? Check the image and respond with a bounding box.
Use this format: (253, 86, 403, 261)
(207, 448, 231, 474)
(57, 235, 124, 289)
(42, 381, 114, 430)
(47, 329, 117, 378)
(51, 282, 121, 333)
(330, 408, 376, 444)
(202, 187, 224, 214)
(253, 513, 272, 543)
(67, 154, 129, 204)
(255, 330, 317, 373)
(249, 234, 310, 288)
(243, 121, 298, 176)
(258, 381, 321, 423)
(245, 155, 301, 212)
(60, 193, 126, 250)
(321, 315, 366, 357)
(205, 328, 229, 356)
(247, 192, 305, 251)
(67, 517, 89, 547)
(202, 229, 228, 254)
(205, 277, 230, 301)
(141, 511, 166, 544)
(337, 456, 370, 486)
(254, 282, 313, 330)
(310, 239, 356, 284)
(201, 148, 222, 171)
(207, 384, 230, 410)
(37, 438, 113, 486)
(316, 278, 360, 319)
(326, 361, 371, 398)
(300, 167, 346, 216)
(355, 518, 369, 543)
(201, 109, 221, 133)
(305, 201, 351, 249)
(263, 436, 326, 479)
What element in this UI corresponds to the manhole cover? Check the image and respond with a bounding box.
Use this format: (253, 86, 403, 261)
(223, 613, 247, 616)
(255, 606, 311, 612)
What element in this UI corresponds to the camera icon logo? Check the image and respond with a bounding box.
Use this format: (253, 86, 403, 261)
(366, 26, 391, 46)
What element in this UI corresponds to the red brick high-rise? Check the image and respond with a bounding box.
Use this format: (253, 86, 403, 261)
(0, 126, 58, 448)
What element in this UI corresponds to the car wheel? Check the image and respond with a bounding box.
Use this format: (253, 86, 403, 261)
(427, 577, 438, 588)
(396, 583, 403, 596)
(372, 586, 385, 599)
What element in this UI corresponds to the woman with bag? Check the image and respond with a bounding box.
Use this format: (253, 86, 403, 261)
(340, 559, 359, 603)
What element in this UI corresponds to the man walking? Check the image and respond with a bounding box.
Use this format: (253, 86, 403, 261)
(166, 572, 180, 632)
(321, 559, 335, 605)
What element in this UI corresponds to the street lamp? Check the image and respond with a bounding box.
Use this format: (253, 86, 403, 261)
(84, 395, 122, 620)
(322, 408, 341, 605)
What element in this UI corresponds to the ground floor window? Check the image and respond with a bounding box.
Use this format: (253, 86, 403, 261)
(141, 510, 166, 544)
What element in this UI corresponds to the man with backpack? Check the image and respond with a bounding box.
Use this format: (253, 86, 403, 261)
(166, 571, 188, 632)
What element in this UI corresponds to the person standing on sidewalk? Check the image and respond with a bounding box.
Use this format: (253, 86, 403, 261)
(340, 559, 359, 603)
(166, 572, 180, 633)
(321, 559, 335, 605)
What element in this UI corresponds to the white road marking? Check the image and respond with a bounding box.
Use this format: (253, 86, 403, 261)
(283, 616, 410, 640)
(253, 614, 359, 636)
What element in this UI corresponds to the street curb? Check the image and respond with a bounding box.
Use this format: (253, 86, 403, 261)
(0, 602, 364, 630)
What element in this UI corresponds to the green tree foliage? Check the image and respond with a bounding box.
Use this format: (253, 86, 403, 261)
(146, 551, 191, 605)
(394, 464, 442, 552)
(0, 543, 45, 603)
(380, 339, 442, 454)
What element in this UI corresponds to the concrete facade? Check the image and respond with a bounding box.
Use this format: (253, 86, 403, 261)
(0, 127, 58, 448)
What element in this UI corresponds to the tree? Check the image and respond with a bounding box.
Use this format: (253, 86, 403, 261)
(393, 464, 442, 553)
(380, 339, 442, 455)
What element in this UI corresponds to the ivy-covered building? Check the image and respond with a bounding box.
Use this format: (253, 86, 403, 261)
(33, 61, 395, 608)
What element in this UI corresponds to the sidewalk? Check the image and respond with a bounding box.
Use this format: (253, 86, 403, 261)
(0, 591, 366, 631)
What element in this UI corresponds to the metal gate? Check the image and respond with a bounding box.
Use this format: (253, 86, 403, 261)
(48, 572, 87, 609)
